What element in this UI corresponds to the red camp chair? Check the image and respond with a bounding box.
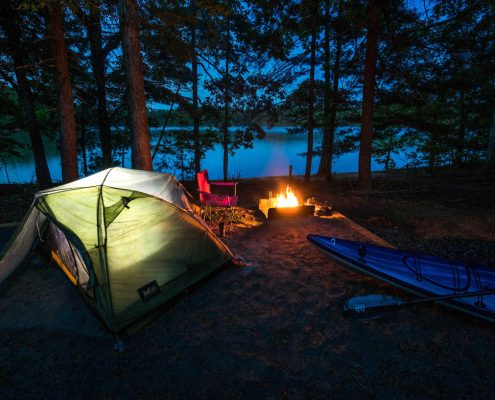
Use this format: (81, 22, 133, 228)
(196, 170, 238, 222)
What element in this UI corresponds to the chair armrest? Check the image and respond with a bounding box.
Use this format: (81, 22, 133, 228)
(209, 181, 238, 187)
(210, 181, 238, 195)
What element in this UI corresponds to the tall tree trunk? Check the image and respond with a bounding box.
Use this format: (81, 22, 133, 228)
(357, 0, 383, 190)
(47, 3, 79, 183)
(455, 89, 466, 167)
(428, 133, 437, 173)
(119, 0, 152, 171)
(304, 1, 318, 183)
(12, 61, 52, 186)
(80, 102, 88, 176)
(191, 0, 201, 174)
(85, 0, 112, 168)
(385, 148, 391, 170)
(317, 0, 331, 176)
(326, 17, 342, 181)
(486, 97, 495, 169)
(222, 16, 231, 181)
(0, 4, 52, 186)
(318, 0, 342, 180)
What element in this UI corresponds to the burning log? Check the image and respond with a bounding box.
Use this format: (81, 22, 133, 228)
(259, 185, 315, 220)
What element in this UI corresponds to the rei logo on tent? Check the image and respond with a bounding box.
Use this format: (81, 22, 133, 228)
(138, 280, 161, 302)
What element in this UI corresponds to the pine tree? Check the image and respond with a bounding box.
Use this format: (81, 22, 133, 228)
(119, 0, 152, 170)
(487, 97, 495, 169)
(190, 0, 201, 174)
(47, 1, 79, 182)
(82, 0, 113, 168)
(358, 0, 383, 190)
(304, 0, 319, 182)
(317, 0, 342, 181)
(0, 2, 52, 186)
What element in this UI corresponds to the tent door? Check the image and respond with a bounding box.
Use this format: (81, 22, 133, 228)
(43, 223, 91, 289)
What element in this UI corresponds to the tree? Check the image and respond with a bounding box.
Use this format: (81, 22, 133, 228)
(486, 88, 495, 169)
(0, 2, 52, 186)
(484, 2, 495, 169)
(190, 0, 201, 174)
(325, 0, 343, 180)
(317, 0, 343, 180)
(357, 0, 383, 190)
(374, 0, 494, 172)
(303, 0, 319, 182)
(317, 0, 332, 178)
(0, 87, 27, 183)
(47, 1, 79, 183)
(221, 11, 231, 181)
(81, 0, 114, 168)
(119, 0, 152, 170)
(200, 0, 270, 181)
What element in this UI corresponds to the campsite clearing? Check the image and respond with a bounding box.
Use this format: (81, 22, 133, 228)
(1, 172, 495, 399)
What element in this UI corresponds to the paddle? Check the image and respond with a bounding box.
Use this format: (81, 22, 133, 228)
(343, 289, 495, 320)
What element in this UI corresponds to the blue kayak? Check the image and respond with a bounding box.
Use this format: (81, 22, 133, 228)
(307, 234, 495, 323)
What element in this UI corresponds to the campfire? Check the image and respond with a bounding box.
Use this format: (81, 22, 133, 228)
(272, 186, 299, 208)
(259, 185, 315, 220)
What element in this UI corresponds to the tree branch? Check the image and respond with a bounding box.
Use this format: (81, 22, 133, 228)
(102, 33, 121, 58)
(0, 69, 18, 92)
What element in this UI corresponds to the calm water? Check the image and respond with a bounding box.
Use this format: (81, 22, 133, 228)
(1, 126, 410, 183)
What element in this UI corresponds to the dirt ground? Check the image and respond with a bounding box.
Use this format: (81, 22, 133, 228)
(1, 170, 495, 399)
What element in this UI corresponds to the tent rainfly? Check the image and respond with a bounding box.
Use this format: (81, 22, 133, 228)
(0, 168, 233, 333)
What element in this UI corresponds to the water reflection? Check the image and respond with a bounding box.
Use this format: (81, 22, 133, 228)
(1, 126, 409, 183)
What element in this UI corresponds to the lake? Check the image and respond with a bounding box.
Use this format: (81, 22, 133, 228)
(0, 126, 410, 183)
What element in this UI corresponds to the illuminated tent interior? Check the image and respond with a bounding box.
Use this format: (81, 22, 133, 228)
(0, 167, 232, 333)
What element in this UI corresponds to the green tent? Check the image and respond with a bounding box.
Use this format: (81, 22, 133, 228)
(0, 168, 232, 333)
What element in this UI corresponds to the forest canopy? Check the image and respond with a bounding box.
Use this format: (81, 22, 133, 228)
(0, 0, 493, 187)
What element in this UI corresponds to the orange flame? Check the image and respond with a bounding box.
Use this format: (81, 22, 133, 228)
(271, 185, 300, 208)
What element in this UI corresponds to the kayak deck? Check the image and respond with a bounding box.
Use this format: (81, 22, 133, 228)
(307, 234, 495, 323)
